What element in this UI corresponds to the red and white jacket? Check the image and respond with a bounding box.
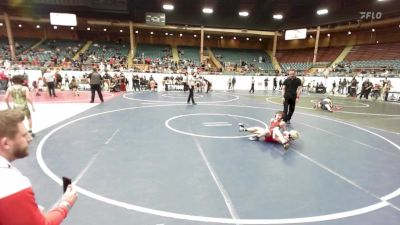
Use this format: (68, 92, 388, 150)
(0, 156, 69, 225)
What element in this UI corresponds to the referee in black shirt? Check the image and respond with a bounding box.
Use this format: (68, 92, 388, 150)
(88, 68, 104, 103)
(187, 84, 196, 105)
(282, 70, 302, 124)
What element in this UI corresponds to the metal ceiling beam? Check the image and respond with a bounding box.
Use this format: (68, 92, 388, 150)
(86, 20, 280, 36)
(307, 16, 400, 33)
(1, 14, 399, 36)
(0, 14, 279, 36)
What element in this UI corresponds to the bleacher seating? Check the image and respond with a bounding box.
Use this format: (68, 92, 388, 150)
(0, 37, 10, 59)
(211, 48, 274, 71)
(277, 47, 343, 71)
(19, 39, 83, 63)
(276, 49, 313, 63)
(80, 41, 128, 70)
(14, 38, 39, 54)
(0, 37, 39, 60)
(280, 62, 313, 71)
(345, 60, 400, 69)
(344, 42, 400, 69)
(317, 47, 344, 62)
(1, 34, 398, 74)
(84, 41, 129, 63)
(177, 46, 201, 66)
(276, 48, 313, 71)
(135, 44, 171, 60)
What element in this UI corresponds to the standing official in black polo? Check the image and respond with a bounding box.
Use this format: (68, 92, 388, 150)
(282, 70, 302, 124)
(88, 68, 104, 103)
(187, 84, 196, 105)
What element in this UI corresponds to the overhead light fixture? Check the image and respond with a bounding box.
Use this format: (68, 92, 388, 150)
(70, 27, 74, 30)
(273, 14, 283, 20)
(246, 37, 249, 41)
(120, 29, 123, 33)
(220, 36, 223, 39)
(179, 33, 183, 37)
(310, 35, 313, 38)
(0, 23, 3, 26)
(169, 33, 173, 36)
(203, 8, 213, 14)
(317, 9, 329, 15)
(193, 34, 197, 37)
(163, 4, 174, 10)
(103, 28, 107, 31)
(150, 31, 154, 35)
(347, 31, 351, 35)
(87, 27, 91, 31)
(36, 25, 40, 29)
(165, 32, 169, 35)
(371, 28, 375, 32)
(18, 24, 22, 28)
(327, 33, 331, 37)
(239, 11, 249, 17)
(233, 37, 237, 40)
(135, 30, 139, 34)
(259, 38, 262, 42)
(376, 40, 379, 43)
(207, 35, 211, 38)
(53, 26, 58, 29)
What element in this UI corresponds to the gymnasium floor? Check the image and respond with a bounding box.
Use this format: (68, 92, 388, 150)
(1, 89, 400, 225)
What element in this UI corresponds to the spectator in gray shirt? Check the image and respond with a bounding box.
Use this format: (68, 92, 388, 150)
(87, 68, 104, 103)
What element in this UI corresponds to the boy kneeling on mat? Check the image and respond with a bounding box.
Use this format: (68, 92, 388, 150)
(239, 111, 300, 150)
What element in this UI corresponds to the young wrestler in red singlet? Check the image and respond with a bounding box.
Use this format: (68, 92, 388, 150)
(239, 111, 299, 150)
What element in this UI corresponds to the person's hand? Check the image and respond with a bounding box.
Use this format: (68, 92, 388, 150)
(296, 98, 299, 103)
(60, 185, 77, 210)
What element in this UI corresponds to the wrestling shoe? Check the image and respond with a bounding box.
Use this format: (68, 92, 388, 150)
(248, 136, 259, 141)
(238, 123, 245, 132)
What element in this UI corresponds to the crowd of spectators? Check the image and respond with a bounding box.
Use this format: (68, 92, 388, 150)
(0, 38, 399, 78)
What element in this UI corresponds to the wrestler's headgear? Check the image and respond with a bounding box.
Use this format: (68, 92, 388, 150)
(289, 130, 300, 140)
